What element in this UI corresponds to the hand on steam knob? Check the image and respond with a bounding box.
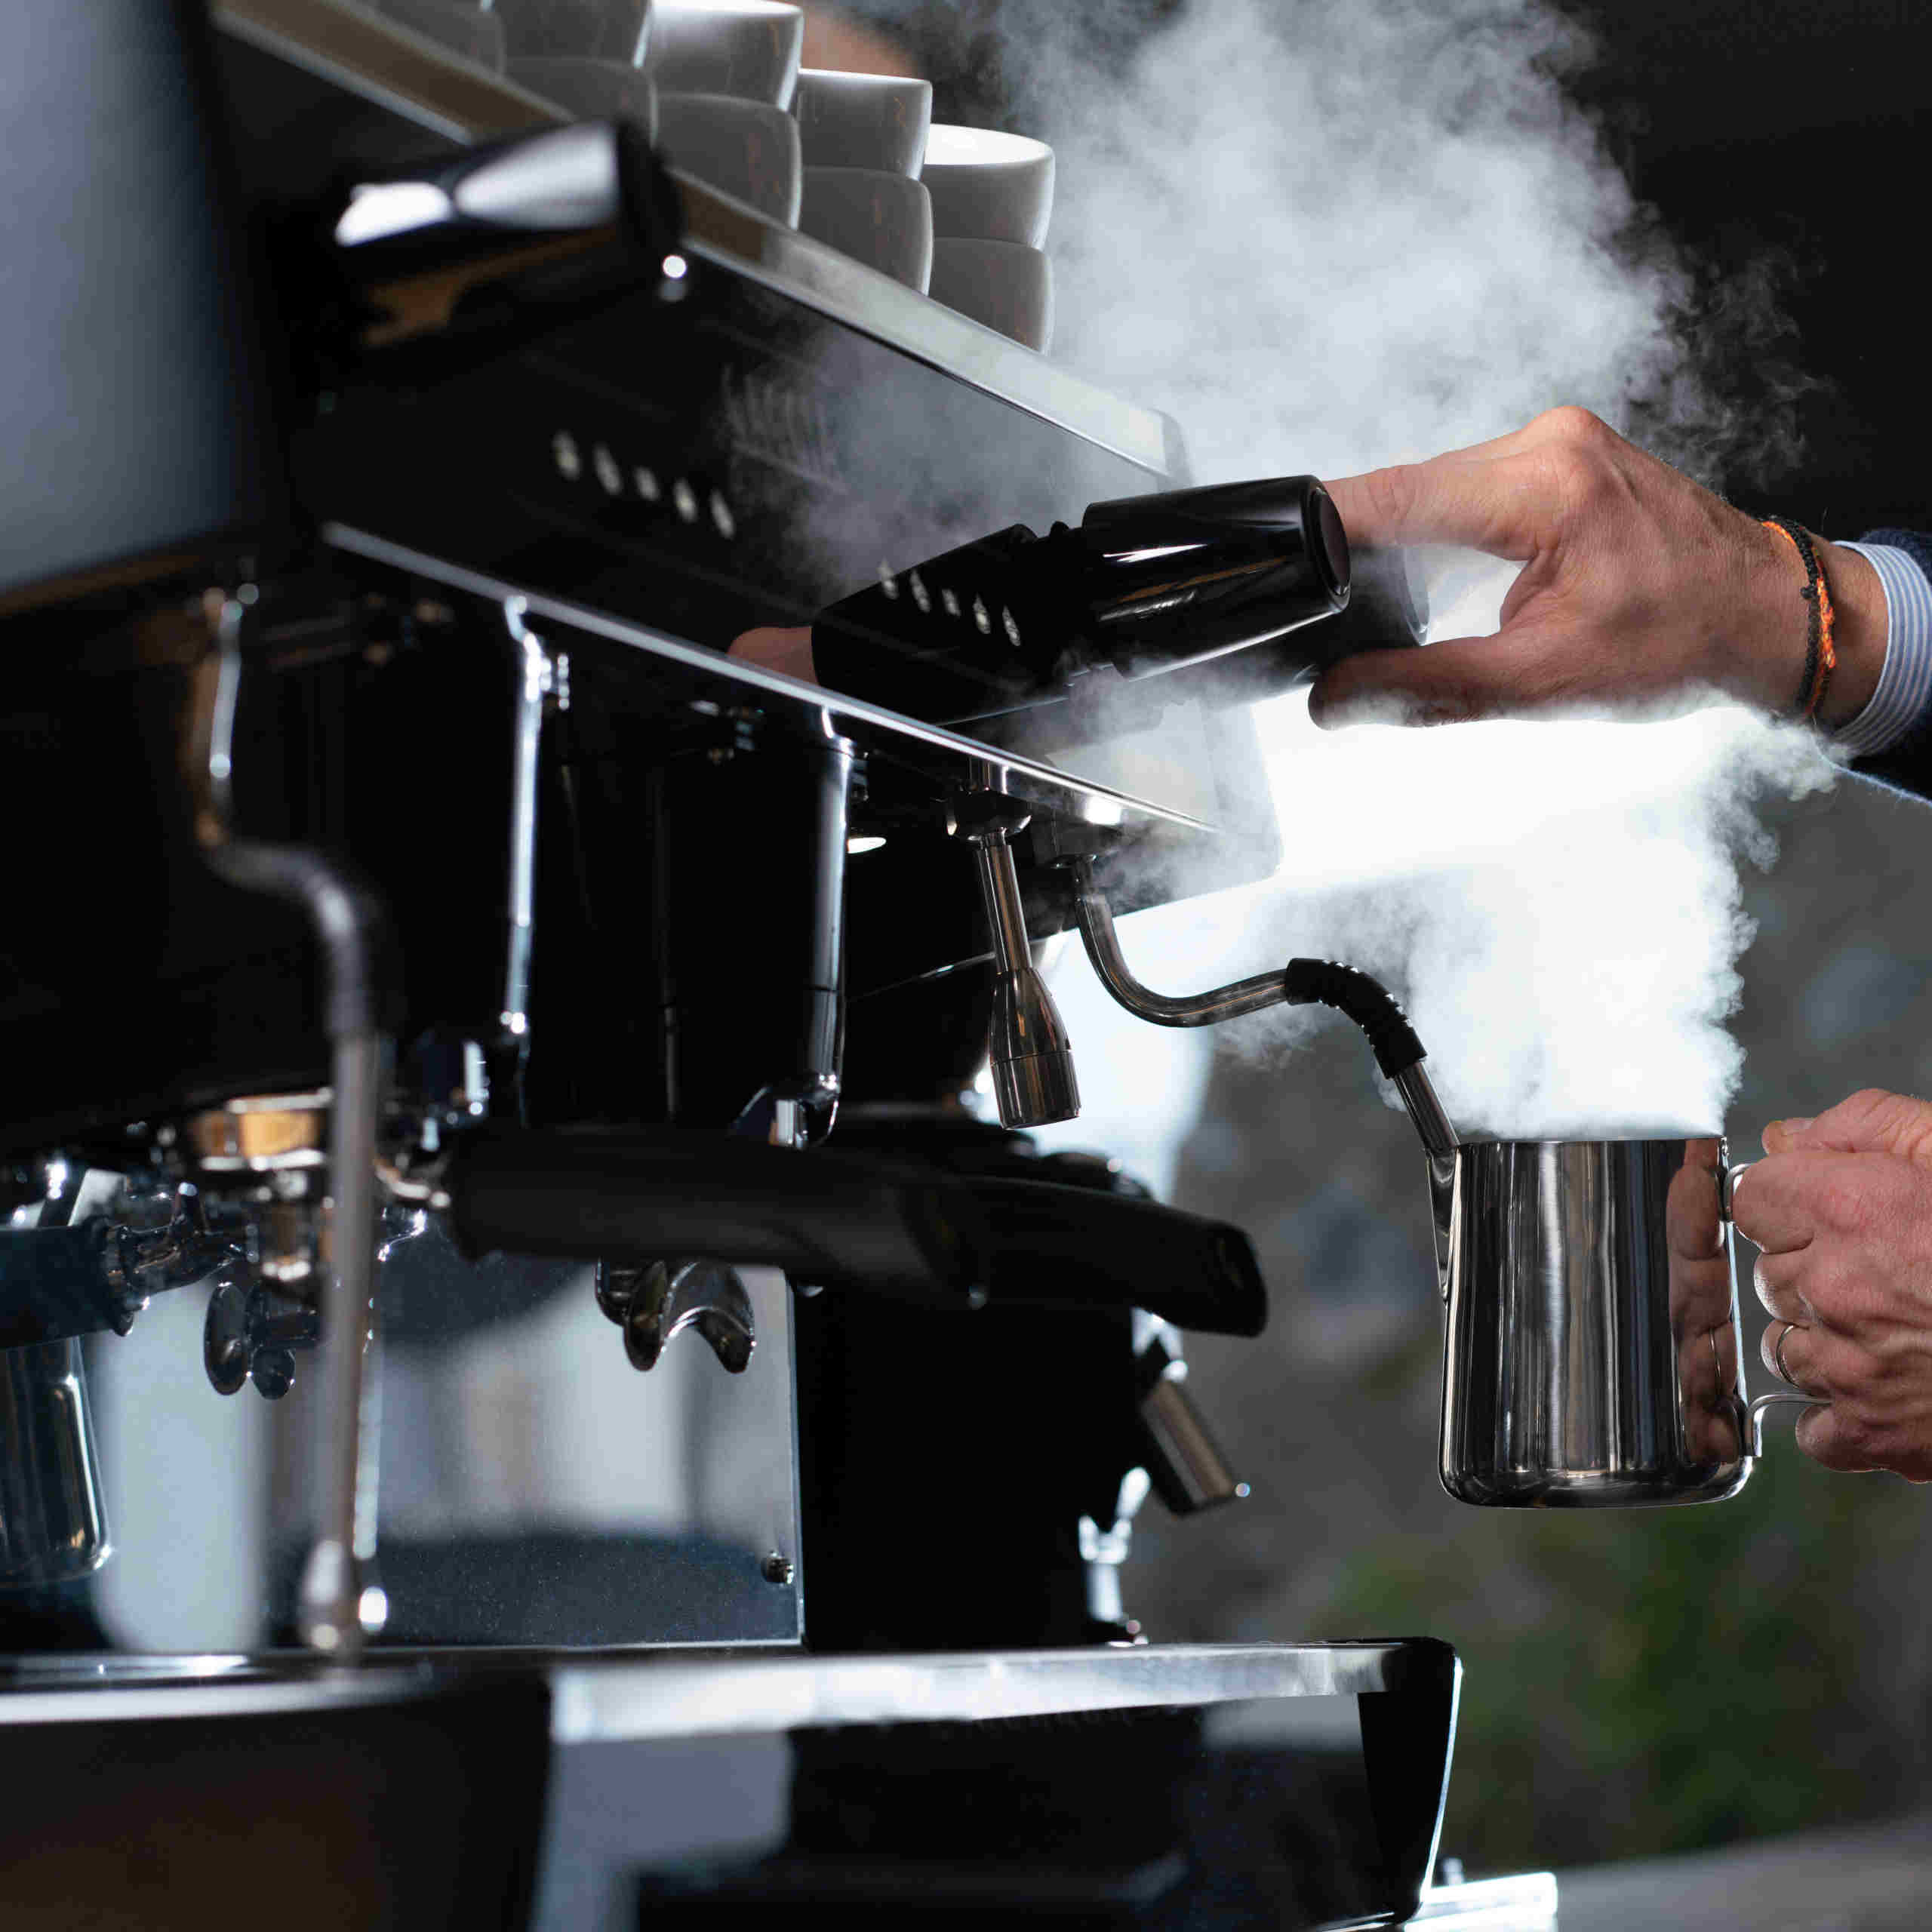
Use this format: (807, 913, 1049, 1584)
(1732, 1088, 1932, 1482)
(1312, 407, 1888, 731)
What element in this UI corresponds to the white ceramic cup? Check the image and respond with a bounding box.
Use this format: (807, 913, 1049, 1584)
(382, 0, 508, 69)
(654, 91, 802, 225)
(798, 167, 933, 290)
(645, 2, 803, 109)
(920, 124, 1054, 248)
(484, 0, 651, 64)
(928, 236, 1053, 351)
(792, 68, 932, 176)
(506, 57, 657, 137)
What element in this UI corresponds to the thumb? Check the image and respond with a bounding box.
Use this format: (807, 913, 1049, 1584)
(1308, 620, 1580, 729)
(1773, 1089, 1932, 1164)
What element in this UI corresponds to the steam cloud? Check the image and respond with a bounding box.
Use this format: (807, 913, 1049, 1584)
(998, 0, 1833, 1155)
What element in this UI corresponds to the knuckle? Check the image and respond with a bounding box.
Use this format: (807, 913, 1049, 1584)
(1359, 463, 1416, 530)
(1813, 1175, 1875, 1241)
(1534, 404, 1611, 448)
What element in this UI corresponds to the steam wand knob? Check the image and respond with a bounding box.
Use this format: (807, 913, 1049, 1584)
(948, 782, 1080, 1129)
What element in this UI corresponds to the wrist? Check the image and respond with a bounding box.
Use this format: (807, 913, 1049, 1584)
(1812, 540, 1886, 734)
(1733, 519, 1885, 728)
(1733, 515, 1814, 712)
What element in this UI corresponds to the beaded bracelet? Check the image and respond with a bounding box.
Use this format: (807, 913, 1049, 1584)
(1761, 516, 1837, 722)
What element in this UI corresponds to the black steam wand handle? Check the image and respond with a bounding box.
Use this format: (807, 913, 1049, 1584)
(1065, 860, 1460, 1159)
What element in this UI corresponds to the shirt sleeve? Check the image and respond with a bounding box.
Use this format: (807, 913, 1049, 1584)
(1829, 533, 1932, 758)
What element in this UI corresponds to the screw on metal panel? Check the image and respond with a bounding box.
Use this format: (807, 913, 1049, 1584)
(761, 1552, 795, 1586)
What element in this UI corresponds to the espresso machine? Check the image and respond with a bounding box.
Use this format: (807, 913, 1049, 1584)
(0, 4, 1561, 1924)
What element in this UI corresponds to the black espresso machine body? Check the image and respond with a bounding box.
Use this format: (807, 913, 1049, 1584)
(0, 8, 1510, 1928)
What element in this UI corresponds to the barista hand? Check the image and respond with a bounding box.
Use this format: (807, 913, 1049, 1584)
(730, 626, 817, 681)
(1731, 1088, 1932, 1481)
(1310, 408, 1887, 732)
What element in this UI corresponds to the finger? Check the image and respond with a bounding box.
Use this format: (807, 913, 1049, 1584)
(1792, 1403, 1872, 1472)
(1324, 451, 1551, 558)
(1727, 1153, 1824, 1254)
(1750, 1249, 1809, 1324)
(1775, 1088, 1932, 1164)
(729, 626, 817, 682)
(1308, 617, 1605, 730)
(1761, 1319, 1814, 1394)
(1759, 1117, 1814, 1155)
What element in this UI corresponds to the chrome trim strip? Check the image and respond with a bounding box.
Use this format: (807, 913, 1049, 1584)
(0, 1641, 1434, 1735)
(320, 523, 1219, 832)
(549, 1639, 1422, 1745)
(214, 0, 565, 144)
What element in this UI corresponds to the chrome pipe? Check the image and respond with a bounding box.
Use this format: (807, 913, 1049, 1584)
(1069, 860, 1460, 1161)
(500, 595, 559, 1046)
(187, 592, 393, 1658)
(1393, 1062, 1460, 1161)
(297, 1029, 386, 1656)
(1070, 863, 1286, 1029)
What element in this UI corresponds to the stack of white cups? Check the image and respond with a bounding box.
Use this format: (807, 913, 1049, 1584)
(373, 0, 512, 72)
(368, 0, 1053, 342)
(792, 70, 935, 291)
(644, 2, 804, 226)
(921, 125, 1054, 352)
(461, 0, 661, 140)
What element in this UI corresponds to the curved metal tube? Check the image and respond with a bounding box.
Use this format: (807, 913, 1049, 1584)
(189, 592, 392, 1659)
(1070, 865, 1287, 1029)
(1066, 859, 1459, 1160)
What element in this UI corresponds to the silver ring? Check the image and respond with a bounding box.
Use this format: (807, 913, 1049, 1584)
(1773, 1320, 1801, 1386)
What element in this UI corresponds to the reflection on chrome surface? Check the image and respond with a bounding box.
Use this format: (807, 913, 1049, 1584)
(1437, 1135, 1755, 1507)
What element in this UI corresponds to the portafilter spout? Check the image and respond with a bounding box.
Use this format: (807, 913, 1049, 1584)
(949, 780, 1079, 1129)
(1064, 859, 1458, 1162)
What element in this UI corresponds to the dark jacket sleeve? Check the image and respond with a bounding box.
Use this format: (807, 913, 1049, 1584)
(1839, 528, 1932, 803)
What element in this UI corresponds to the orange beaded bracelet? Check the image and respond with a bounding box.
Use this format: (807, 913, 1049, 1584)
(1761, 516, 1837, 722)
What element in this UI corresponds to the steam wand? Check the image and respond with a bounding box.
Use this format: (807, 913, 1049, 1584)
(1063, 860, 1460, 1161)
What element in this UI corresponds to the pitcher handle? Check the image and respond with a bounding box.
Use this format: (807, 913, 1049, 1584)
(1745, 1389, 1829, 1457)
(1721, 1160, 1834, 1455)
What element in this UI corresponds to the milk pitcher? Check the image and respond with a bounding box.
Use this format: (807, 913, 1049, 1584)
(1431, 1135, 1815, 1507)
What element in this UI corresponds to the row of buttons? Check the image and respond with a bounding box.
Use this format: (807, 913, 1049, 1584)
(881, 562, 1023, 648)
(552, 431, 737, 540)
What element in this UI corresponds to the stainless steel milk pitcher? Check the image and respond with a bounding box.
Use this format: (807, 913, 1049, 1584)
(1053, 881, 1818, 1510)
(1433, 1137, 1815, 1507)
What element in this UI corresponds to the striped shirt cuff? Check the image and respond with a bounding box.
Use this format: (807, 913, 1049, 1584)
(1829, 543, 1932, 758)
